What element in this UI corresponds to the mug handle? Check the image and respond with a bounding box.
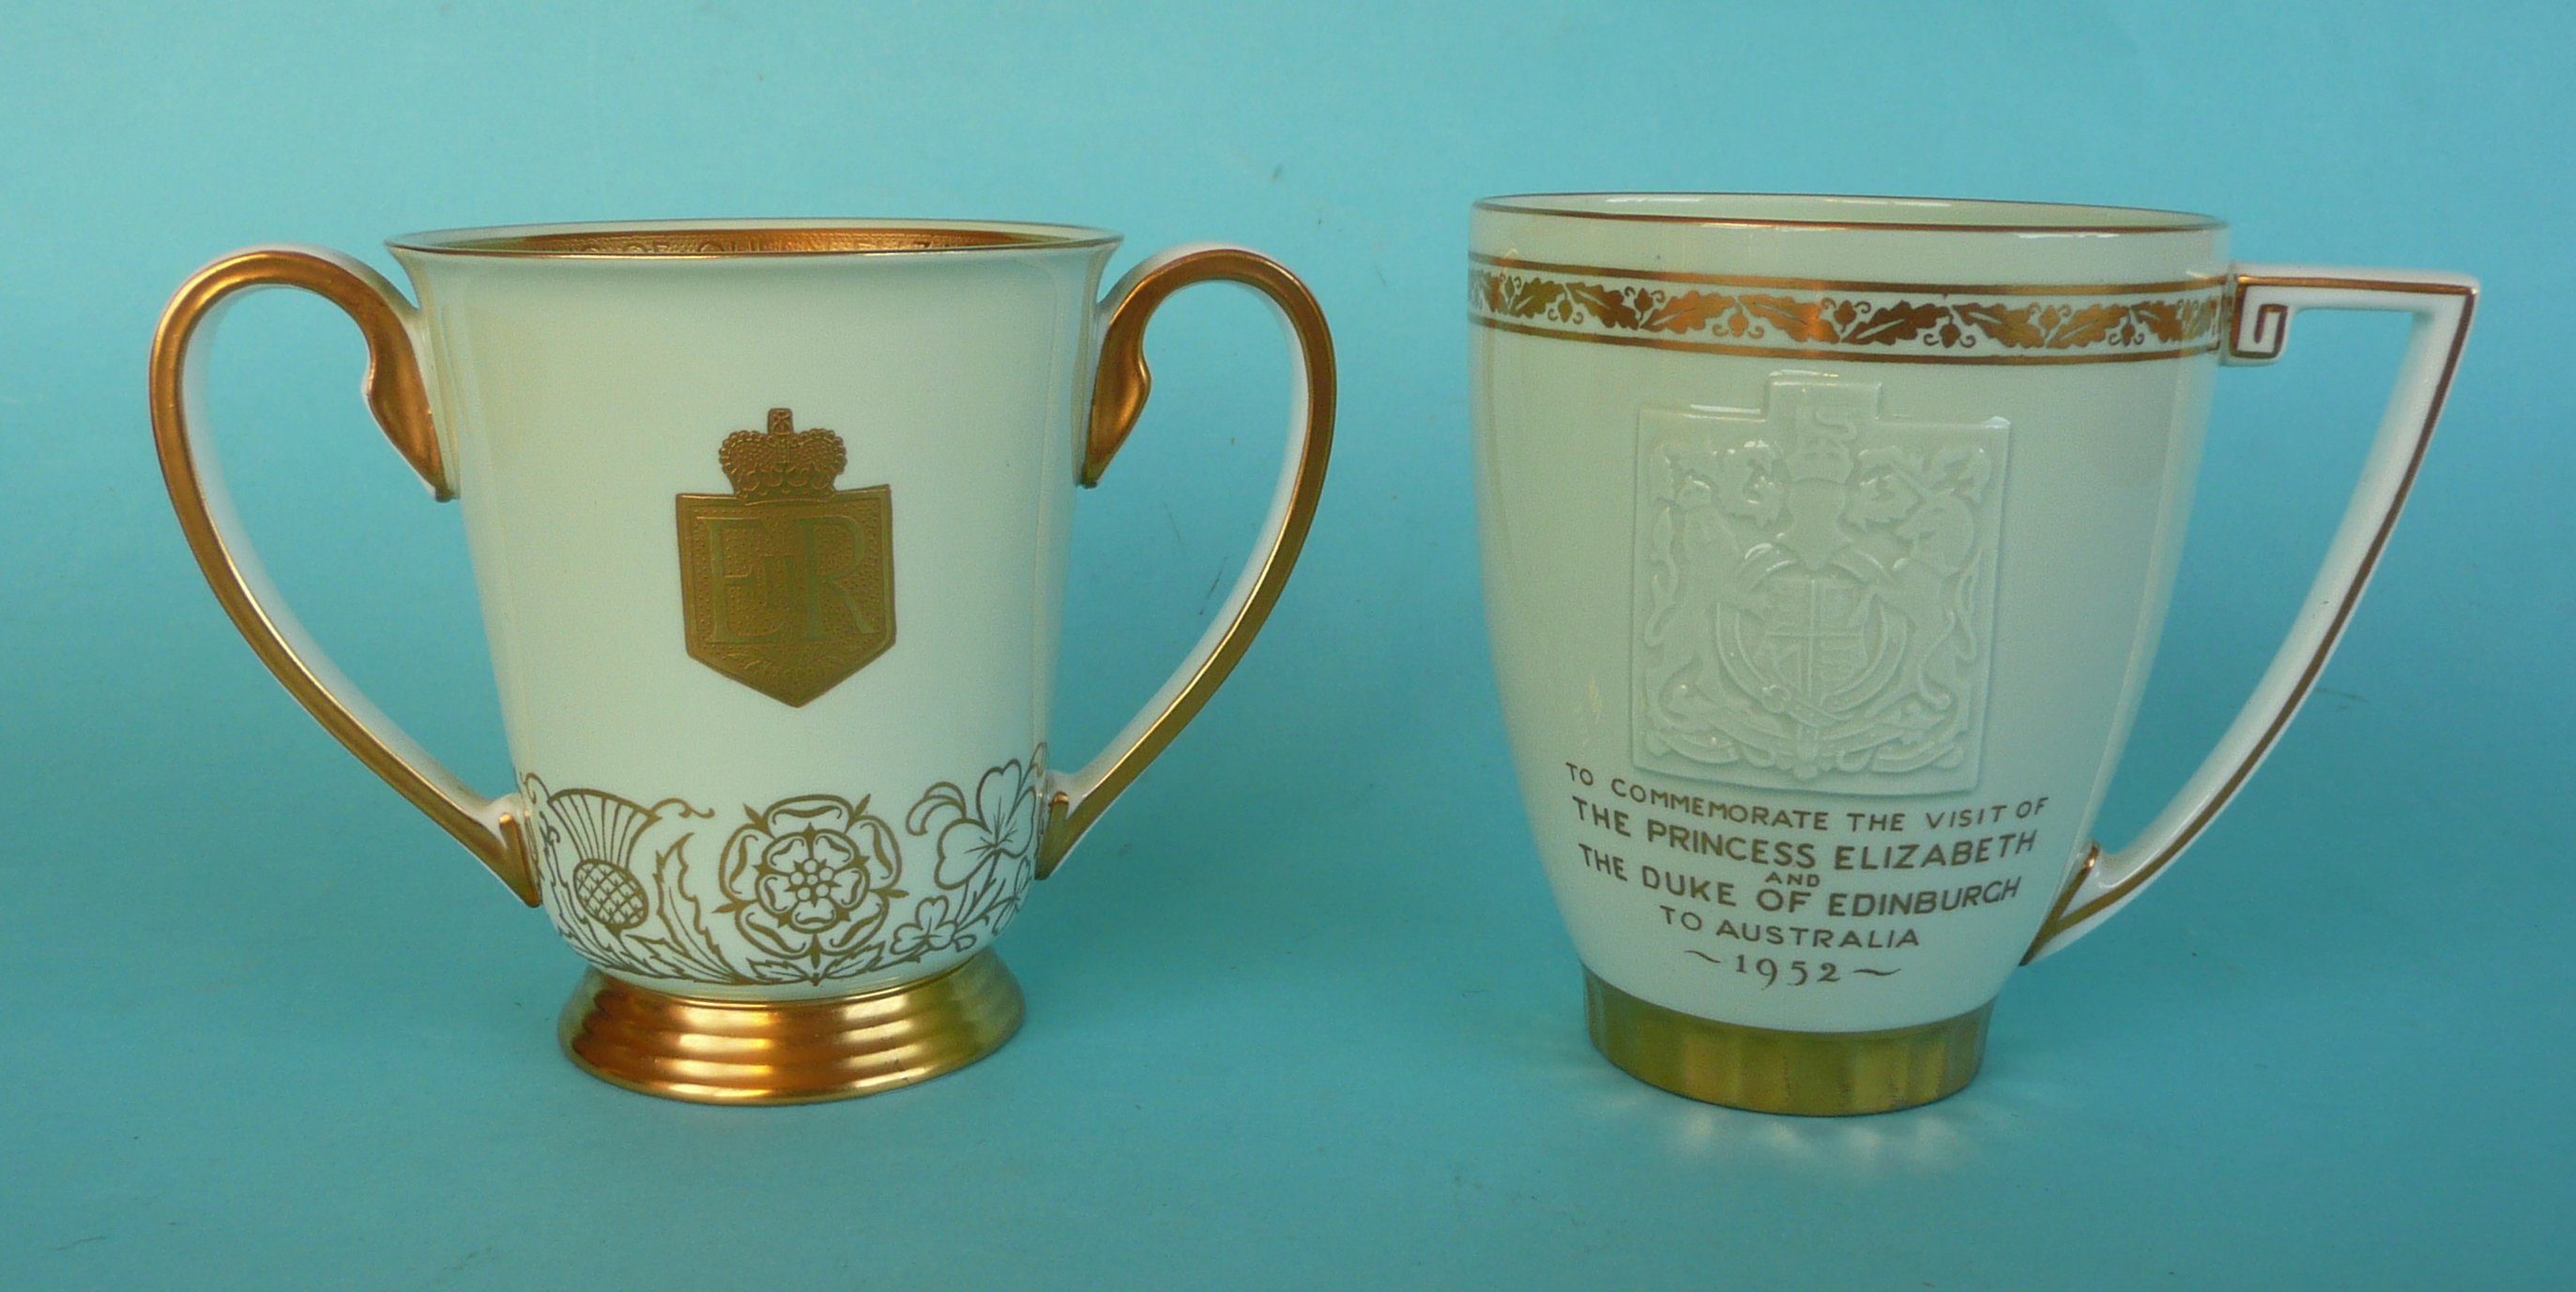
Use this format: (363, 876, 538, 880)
(149, 246, 539, 904)
(1035, 244, 1336, 876)
(2022, 264, 2477, 961)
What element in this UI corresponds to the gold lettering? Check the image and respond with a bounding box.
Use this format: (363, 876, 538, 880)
(706, 517, 790, 644)
(796, 514, 873, 638)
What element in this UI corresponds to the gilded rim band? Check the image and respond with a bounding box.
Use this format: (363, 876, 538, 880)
(1475, 191, 2224, 235)
(388, 218, 1122, 259)
(1471, 255, 2228, 366)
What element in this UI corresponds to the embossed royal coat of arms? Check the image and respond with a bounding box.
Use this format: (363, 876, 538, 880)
(1634, 378, 2008, 795)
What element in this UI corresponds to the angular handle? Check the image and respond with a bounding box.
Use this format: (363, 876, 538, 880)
(2023, 264, 2476, 961)
(1036, 244, 1336, 876)
(149, 246, 538, 904)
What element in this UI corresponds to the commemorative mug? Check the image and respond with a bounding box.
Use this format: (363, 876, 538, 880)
(1471, 193, 2474, 1114)
(150, 220, 1333, 1103)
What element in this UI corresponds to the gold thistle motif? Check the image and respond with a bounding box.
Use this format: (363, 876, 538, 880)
(1471, 263, 2224, 364)
(676, 409, 894, 706)
(526, 752, 1044, 988)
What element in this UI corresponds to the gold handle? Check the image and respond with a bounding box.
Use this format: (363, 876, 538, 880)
(1037, 245, 1336, 875)
(149, 246, 538, 904)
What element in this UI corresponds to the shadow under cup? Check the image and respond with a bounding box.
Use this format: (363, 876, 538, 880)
(1471, 193, 2238, 1114)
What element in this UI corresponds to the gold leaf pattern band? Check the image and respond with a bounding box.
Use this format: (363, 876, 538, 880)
(1470, 256, 2226, 366)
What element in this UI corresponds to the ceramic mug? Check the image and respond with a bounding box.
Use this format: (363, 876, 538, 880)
(1471, 193, 2473, 1114)
(151, 220, 1333, 1103)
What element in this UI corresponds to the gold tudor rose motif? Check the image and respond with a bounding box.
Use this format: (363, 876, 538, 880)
(527, 752, 1044, 987)
(1637, 378, 2007, 795)
(1470, 255, 2226, 365)
(677, 408, 894, 707)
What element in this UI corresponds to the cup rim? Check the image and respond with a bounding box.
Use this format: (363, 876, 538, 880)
(1473, 192, 2224, 235)
(388, 217, 1123, 258)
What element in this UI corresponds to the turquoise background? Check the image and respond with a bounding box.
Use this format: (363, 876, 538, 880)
(4, 2, 2570, 1287)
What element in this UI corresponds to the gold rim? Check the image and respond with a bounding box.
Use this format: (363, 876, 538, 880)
(1475, 191, 2224, 235)
(1585, 971, 1990, 1115)
(1469, 252, 2225, 297)
(559, 950, 1026, 1104)
(389, 218, 1121, 259)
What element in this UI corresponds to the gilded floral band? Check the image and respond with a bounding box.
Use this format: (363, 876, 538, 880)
(1469, 255, 2227, 365)
(528, 752, 1044, 987)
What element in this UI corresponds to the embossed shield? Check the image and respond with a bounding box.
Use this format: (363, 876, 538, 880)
(677, 410, 895, 707)
(1633, 379, 2008, 795)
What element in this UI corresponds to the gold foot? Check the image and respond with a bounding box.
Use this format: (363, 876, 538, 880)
(559, 950, 1025, 1104)
(1585, 969, 1989, 1116)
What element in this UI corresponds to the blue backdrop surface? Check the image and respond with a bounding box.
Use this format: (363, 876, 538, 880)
(2, 2, 2569, 1287)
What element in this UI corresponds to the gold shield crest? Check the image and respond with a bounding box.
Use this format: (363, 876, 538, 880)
(676, 408, 894, 707)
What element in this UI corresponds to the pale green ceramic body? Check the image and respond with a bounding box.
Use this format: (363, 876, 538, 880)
(391, 220, 1118, 1001)
(1472, 195, 2230, 1032)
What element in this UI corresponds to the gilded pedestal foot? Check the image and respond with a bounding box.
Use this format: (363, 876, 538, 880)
(1585, 970, 1989, 1116)
(560, 950, 1025, 1104)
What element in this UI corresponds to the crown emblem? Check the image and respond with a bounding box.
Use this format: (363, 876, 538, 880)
(719, 408, 848, 501)
(677, 406, 894, 706)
